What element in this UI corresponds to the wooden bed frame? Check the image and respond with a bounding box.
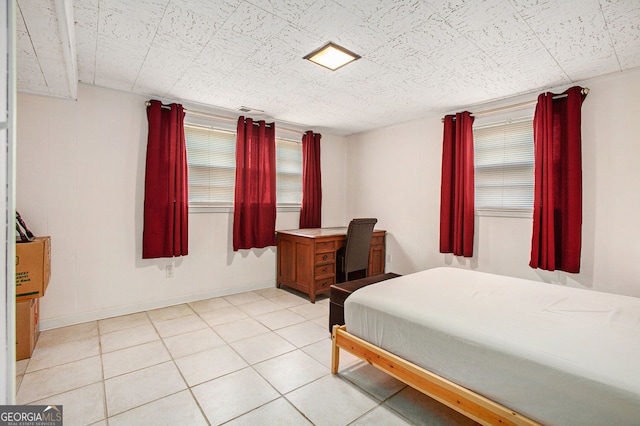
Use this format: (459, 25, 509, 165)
(331, 325, 541, 426)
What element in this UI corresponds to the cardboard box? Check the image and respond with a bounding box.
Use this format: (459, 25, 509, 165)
(16, 236, 51, 301)
(16, 298, 39, 360)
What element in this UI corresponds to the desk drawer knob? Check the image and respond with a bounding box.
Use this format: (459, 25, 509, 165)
(321, 267, 327, 273)
(322, 254, 328, 261)
(321, 281, 328, 288)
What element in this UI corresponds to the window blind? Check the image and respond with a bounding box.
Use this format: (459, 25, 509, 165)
(185, 124, 236, 206)
(184, 124, 303, 208)
(474, 117, 534, 213)
(276, 138, 302, 205)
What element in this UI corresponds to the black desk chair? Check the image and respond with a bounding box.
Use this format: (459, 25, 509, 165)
(337, 218, 378, 283)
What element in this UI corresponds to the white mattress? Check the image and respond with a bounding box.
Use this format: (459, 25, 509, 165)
(344, 267, 640, 426)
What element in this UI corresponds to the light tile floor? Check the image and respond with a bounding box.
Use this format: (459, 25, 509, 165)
(16, 287, 478, 425)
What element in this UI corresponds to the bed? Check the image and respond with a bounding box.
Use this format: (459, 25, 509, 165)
(330, 267, 640, 425)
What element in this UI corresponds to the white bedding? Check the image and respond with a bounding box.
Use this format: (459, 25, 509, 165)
(344, 267, 640, 425)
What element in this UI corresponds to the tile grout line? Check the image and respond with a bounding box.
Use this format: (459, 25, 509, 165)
(97, 318, 108, 425)
(20, 288, 343, 424)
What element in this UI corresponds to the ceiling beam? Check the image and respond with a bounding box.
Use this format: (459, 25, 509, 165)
(54, 0, 77, 99)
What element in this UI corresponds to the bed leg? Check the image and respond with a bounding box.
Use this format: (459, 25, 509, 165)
(331, 324, 341, 374)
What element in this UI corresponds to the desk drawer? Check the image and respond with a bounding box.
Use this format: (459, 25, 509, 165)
(316, 241, 336, 252)
(371, 235, 385, 246)
(315, 263, 335, 277)
(315, 276, 335, 292)
(315, 251, 335, 264)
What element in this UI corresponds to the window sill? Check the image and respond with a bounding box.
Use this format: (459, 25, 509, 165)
(189, 205, 233, 214)
(189, 204, 301, 214)
(476, 208, 532, 218)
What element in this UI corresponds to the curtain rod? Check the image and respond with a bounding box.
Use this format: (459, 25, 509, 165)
(145, 101, 304, 135)
(441, 87, 589, 122)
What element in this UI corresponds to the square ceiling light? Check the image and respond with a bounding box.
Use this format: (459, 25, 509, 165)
(304, 42, 361, 71)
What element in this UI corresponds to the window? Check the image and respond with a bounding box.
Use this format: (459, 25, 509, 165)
(473, 117, 534, 216)
(184, 124, 302, 210)
(276, 138, 303, 206)
(185, 124, 236, 207)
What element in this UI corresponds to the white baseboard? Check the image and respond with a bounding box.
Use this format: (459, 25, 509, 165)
(38, 281, 275, 331)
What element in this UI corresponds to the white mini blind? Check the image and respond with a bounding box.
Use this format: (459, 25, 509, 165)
(474, 117, 534, 213)
(184, 124, 302, 208)
(185, 124, 236, 206)
(276, 138, 302, 205)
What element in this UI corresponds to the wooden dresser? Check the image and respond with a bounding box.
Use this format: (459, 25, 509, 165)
(276, 227, 386, 303)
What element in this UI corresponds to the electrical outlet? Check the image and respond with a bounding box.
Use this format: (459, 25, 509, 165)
(165, 264, 174, 278)
(386, 253, 392, 263)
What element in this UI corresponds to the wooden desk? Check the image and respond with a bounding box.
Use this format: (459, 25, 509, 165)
(276, 227, 386, 303)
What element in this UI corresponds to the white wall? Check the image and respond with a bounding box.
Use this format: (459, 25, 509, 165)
(17, 68, 640, 330)
(346, 117, 441, 275)
(347, 67, 640, 298)
(16, 84, 347, 329)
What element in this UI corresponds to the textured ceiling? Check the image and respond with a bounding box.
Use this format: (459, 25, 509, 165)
(16, 0, 640, 135)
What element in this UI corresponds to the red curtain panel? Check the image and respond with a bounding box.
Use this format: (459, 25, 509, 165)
(440, 112, 475, 257)
(530, 86, 588, 273)
(233, 117, 277, 251)
(299, 131, 322, 229)
(143, 100, 189, 259)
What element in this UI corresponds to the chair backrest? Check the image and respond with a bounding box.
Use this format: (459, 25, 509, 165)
(343, 218, 378, 276)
